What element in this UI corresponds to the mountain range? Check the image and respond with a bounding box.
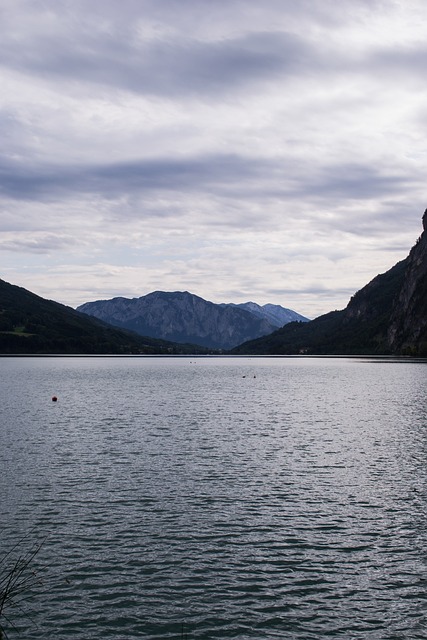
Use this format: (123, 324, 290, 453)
(2, 208, 426, 356)
(0, 280, 210, 355)
(232, 209, 427, 356)
(77, 292, 308, 350)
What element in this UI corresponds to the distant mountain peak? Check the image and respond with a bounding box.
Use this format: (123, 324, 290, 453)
(78, 292, 308, 350)
(225, 301, 309, 327)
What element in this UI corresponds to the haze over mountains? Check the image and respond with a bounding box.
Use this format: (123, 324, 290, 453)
(77, 292, 308, 350)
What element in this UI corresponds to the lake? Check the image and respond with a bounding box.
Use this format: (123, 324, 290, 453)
(0, 356, 426, 639)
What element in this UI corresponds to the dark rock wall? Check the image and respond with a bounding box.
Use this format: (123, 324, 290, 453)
(387, 212, 427, 352)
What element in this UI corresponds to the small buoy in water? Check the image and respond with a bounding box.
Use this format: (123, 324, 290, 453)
(52, 396, 58, 402)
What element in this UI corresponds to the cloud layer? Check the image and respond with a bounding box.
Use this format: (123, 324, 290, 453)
(1, 0, 426, 317)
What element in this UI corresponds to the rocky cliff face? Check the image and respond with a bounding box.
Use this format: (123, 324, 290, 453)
(387, 210, 427, 353)
(77, 291, 306, 350)
(334, 209, 427, 354)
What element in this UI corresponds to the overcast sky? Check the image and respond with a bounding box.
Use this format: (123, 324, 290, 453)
(1, 0, 426, 318)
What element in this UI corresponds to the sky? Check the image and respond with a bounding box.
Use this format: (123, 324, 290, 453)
(1, 0, 426, 319)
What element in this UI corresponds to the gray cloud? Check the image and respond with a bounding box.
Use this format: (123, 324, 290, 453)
(1, 234, 76, 254)
(0, 27, 315, 98)
(0, 151, 411, 220)
(1, 2, 423, 104)
(1, 0, 426, 317)
(368, 44, 427, 81)
(2, 0, 412, 102)
(0, 153, 272, 200)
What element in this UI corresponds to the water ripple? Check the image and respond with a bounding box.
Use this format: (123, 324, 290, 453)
(1, 356, 426, 639)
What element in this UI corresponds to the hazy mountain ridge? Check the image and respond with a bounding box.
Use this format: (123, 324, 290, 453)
(78, 291, 307, 350)
(223, 301, 308, 326)
(232, 210, 427, 356)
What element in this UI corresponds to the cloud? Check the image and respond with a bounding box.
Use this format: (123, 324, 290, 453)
(3, 0, 421, 101)
(14, 32, 310, 98)
(0, 151, 413, 212)
(1, 0, 426, 319)
(0, 3, 318, 99)
(0, 233, 76, 254)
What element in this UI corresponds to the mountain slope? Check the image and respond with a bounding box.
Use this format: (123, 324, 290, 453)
(0, 279, 209, 354)
(232, 209, 427, 356)
(387, 211, 427, 353)
(78, 291, 306, 350)
(232, 260, 407, 355)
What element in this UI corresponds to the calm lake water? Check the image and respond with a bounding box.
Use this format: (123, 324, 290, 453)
(1, 356, 426, 639)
